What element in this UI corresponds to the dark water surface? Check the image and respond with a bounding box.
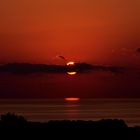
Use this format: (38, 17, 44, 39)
(0, 99, 140, 126)
(0, 69, 140, 98)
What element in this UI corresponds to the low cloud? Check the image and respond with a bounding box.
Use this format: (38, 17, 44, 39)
(0, 63, 124, 75)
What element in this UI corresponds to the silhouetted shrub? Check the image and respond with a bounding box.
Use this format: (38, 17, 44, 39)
(1, 113, 27, 124)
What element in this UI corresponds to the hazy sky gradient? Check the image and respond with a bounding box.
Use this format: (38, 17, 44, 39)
(1, 0, 140, 65)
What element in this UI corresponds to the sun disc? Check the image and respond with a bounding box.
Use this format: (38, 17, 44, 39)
(67, 61, 75, 66)
(67, 71, 77, 75)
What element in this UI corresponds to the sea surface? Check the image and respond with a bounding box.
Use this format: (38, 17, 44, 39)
(0, 99, 140, 126)
(0, 68, 140, 98)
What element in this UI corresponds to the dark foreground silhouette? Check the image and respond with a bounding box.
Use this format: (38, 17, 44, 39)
(0, 113, 140, 139)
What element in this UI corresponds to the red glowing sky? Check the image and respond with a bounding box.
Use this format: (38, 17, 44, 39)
(0, 0, 140, 66)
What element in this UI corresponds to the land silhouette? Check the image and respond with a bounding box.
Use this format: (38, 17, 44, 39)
(0, 113, 140, 139)
(0, 63, 124, 74)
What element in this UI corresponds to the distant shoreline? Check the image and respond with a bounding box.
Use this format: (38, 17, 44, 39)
(0, 63, 124, 74)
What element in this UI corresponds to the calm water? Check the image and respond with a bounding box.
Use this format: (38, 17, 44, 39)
(0, 69, 140, 98)
(0, 99, 140, 126)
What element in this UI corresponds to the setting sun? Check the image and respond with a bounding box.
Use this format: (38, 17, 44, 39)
(67, 71, 77, 75)
(66, 61, 77, 75)
(67, 62, 75, 66)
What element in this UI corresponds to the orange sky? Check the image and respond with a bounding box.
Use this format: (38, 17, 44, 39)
(0, 0, 140, 65)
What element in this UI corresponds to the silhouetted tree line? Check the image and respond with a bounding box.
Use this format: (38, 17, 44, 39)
(0, 113, 140, 139)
